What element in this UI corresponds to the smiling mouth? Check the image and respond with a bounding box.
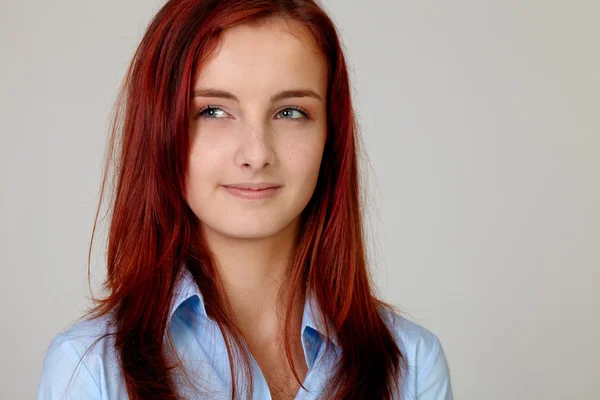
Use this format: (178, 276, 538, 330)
(221, 185, 281, 200)
(223, 182, 281, 190)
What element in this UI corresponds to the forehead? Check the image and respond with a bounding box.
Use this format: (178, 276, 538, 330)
(193, 17, 327, 97)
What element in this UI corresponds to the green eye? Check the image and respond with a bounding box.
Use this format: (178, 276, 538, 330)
(276, 107, 308, 120)
(195, 106, 227, 119)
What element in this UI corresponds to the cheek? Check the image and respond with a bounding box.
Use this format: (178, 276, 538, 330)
(282, 134, 325, 185)
(185, 138, 226, 200)
(189, 129, 229, 163)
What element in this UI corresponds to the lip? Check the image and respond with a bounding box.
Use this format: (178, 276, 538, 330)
(222, 184, 281, 200)
(224, 183, 281, 190)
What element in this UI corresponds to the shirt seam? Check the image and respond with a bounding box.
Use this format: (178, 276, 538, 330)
(65, 338, 102, 392)
(415, 335, 441, 386)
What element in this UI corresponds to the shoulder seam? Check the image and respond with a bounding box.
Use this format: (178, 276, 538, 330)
(415, 333, 441, 385)
(65, 338, 102, 392)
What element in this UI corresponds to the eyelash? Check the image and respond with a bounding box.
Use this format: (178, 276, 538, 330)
(193, 105, 310, 121)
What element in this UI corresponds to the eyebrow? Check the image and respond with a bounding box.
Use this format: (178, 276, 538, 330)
(191, 87, 323, 103)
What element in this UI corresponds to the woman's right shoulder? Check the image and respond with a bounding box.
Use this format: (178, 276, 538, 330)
(36, 314, 127, 400)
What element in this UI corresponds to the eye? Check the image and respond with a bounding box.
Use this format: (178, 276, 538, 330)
(276, 106, 309, 120)
(195, 105, 228, 120)
(193, 105, 310, 120)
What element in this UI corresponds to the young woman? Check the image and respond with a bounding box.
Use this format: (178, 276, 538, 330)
(37, 1, 453, 399)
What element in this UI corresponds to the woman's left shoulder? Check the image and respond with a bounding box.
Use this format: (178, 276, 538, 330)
(378, 305, 454, 400)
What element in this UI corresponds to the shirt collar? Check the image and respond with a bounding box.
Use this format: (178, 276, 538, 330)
(168, 265, 339, 347)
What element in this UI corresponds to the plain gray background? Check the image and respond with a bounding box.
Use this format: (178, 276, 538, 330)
(1, 0, 599, 398)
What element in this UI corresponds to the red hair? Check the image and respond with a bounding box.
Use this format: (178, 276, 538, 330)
(78, 0, 408, 398)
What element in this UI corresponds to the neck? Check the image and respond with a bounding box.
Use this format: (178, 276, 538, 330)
(201, 218, 303, 343)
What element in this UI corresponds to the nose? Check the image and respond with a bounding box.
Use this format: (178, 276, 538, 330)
(235, 124, 276, 171)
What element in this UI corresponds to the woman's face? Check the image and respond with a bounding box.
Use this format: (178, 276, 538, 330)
(186, 17, 328, 241)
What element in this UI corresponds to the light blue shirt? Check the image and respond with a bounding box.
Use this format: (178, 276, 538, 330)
(37, 268, 453, 399)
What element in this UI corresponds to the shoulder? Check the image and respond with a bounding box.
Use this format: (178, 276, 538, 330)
(378, 306, 454, 400)
(36, 314, 125, 400)
(379, 307, 446, 372)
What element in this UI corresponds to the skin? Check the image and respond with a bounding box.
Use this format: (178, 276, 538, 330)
(185, 16, 328, 399)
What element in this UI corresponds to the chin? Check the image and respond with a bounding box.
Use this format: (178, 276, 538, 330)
(227, 230, 279, 241)
(202, 220, 284, 240)
(201, 214, 299, 241)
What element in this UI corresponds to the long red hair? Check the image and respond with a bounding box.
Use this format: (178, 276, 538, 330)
(77, 0, 408, 398)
